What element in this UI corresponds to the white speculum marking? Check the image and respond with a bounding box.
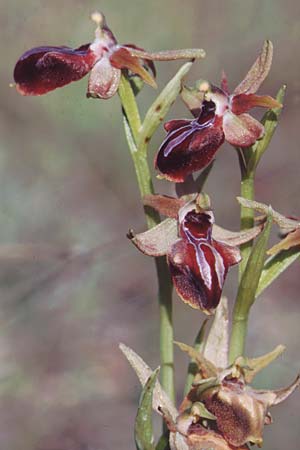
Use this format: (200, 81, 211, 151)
(195, 243, 212, 289)
(183, 226, 225, 291)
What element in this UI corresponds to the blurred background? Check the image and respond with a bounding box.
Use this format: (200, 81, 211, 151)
(1, 0, 299, 448)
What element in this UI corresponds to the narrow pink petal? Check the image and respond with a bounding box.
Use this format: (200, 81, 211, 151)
(110, 46, 157, 88)
(87, 56, 121, 99)
(123, 43, 156, 78)
(14, 45, 97, 95)
(231, 93, 282, 115)
(223, 112, 264, 147)
(233, 40, 273, 95)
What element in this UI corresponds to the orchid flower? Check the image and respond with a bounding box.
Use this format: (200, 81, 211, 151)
(155, 41, 282, 182)
(121, 299, 299, 449)
(13, 11, 205, 99)
(130, 194, 261, 314)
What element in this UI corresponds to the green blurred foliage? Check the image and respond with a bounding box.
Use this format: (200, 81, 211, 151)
(0, 0, 299, 449)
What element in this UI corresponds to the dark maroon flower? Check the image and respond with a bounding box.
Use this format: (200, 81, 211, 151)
(13, 12, 205, 99)
(13, 12, 153, 98)
(168, 205, 240, 313)
(155, 100, 224, 182)
(155, 41, 282, 182)
(130, 194, 261, 313)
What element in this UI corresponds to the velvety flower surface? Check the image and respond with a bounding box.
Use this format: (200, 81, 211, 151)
(168, 206, 240, 313)
(131, 194, 261, 314)
(155, 40, 282, 181)
(13, 12, 205, 99)
(175, 301, 300, 448)
(179, 368, 300, 448)
(155, 100, 225, 182)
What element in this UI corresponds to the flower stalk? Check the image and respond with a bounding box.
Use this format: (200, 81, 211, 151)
(239, 168, 255, 279)
(229, 150, 261, 362)
(229, 86, 285, 362)
(118, 75, 175, 402)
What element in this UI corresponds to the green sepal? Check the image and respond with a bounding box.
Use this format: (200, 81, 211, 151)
(190, 401, 216, 420)
(137, 62, 194, 153)
(175, 341, 218, 378)
(235, 344, 285, 383)
(256, 247, 300, 298)
(193, 377, 220, 396)
(234, 211, 273, 318)
(135, 368, 159, 450)
(155, 433, 169, 450)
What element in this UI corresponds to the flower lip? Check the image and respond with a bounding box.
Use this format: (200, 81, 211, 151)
(181, 210, 214, 241)
(155, 100, 225, 183)
(195, 99, 216, 125)
(162, 124, 194, 158)
(168, 200, 241, 313)
(13, 44, 97, 96)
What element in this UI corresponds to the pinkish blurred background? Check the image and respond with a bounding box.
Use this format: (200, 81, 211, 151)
(1, 0, 299, 449)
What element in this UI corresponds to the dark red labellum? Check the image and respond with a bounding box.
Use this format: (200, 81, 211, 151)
(14, 45, 97, 95)
(155, 101, 225, 182)
(168, 208, 240, 313)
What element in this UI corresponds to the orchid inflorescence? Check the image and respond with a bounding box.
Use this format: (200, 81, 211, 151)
(13, 10, 299, 450)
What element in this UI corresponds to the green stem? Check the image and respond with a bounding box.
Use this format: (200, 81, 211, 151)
(229, 169, 255, 362)
(119, 76, 175, 402)
(229, 315, 249, 363)
(239, 173, 255, 280)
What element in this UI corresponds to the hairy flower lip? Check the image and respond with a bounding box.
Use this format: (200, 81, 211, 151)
(155, 100, 225, 183)
(13, 44, 97, 96)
